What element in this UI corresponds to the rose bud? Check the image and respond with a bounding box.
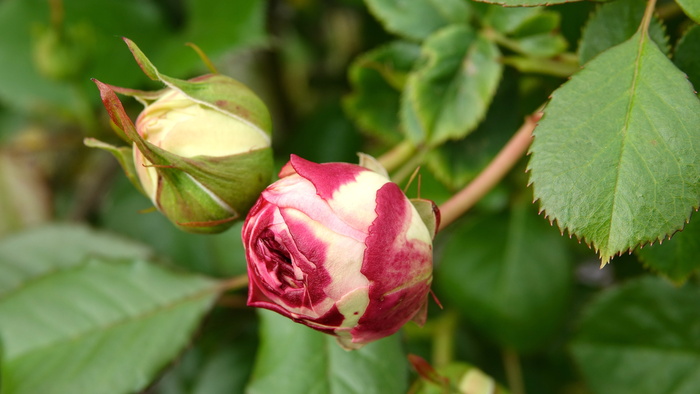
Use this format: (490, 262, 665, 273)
(242, 154, 440, 350)
(85, 38, 273, 233)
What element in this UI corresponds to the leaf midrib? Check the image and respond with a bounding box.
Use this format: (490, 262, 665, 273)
(4, 275, 218, 361)
(604, 30, 648, 261)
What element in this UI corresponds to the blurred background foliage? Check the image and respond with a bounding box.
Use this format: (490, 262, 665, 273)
(1, 0, 700, 393)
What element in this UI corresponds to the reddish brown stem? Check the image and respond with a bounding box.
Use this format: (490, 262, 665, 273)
(438, 113, 542, 231)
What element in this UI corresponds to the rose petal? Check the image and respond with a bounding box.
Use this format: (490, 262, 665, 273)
(351, 182, 433, 345)
(289, 154, 365, 199)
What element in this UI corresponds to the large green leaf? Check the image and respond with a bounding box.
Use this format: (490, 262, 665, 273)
(364, 0, 470, 41)
(578, 0, 669, 65)
(0, 224, 152, 297)
(674, 24, 700, 92)
(676, 0, 700, 23)
(401, 25, 502, 146)
(343, 41, 421, 144)
(527, 29, 700, 264)
(435, 199, 572, 351)
(246, 310, 409, 394)
(0, 258, 219, 394)
(571, 276, 700, 394)
(635, 214, 700, 283)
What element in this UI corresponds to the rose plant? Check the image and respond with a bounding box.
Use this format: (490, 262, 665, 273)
(242, 154, 439, 349)
(86, 38, 273, 233)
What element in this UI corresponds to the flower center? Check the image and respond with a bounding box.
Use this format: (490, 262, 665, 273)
(257, 232, 303, 289)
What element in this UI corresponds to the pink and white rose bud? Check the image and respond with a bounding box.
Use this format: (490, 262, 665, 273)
(242, 154, 439, 350)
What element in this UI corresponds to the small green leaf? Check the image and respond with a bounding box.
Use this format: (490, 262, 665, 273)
(0, 224, 152, 297)
(674, 24, 700, 92)
(506, 33, 568, 58)
(578, 0, 669, 65)
(528, 30, 700, 264)
(485, 8, 568, 58)
(364, 0, 470, 41)
(0, 258, 219, 394)
(635, 215, 700, 284)
(401, 25, 502, 146)
(343, 41, 421, 144)
(571, 276, 700, 394)
(246, 310, 409, 394)
(410, 199, 439, 238)
(435, 199, 572, 351)
(482, 7, 542, 34)
(676, 0, 700, 23)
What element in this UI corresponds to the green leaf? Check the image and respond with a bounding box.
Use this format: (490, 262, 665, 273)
(364, 0, 470, 41)
(676, 0, 700, 23)
(527, 30, 700, 264)
(674, 24, 700, 92)
(578, 0, 669, 65)
(482, 7, 542, 35)
(484, 7, 568, 58)
(0, 258, 219, 394)
(435, 199, 572, 351)
(343, 41, 421, 144)
(506, 33, 568, 58)
(571, 276, 700, 394)
(246, 309, 409, 394)
(401, 25, 502, 146)
(424, 74, 520, 190)
(0, 224, 152, 297)
(635, 214, 700, 284)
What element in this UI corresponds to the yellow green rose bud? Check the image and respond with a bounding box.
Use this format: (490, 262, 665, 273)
(86, 38, 273, 234)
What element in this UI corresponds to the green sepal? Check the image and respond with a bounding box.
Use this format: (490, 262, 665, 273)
(172, 147, 274, 217)
(92, 79, 170, 169)
(122, 37, 272, 138)
(83, 138, 144, 195)
(357, 152, 390, 178)
(410, 198, 440, 239)
(154, 166, 241, 234)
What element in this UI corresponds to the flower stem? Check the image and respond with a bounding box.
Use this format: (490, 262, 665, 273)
(438, 113, 541, 231)
(503, 348, 526, 394)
